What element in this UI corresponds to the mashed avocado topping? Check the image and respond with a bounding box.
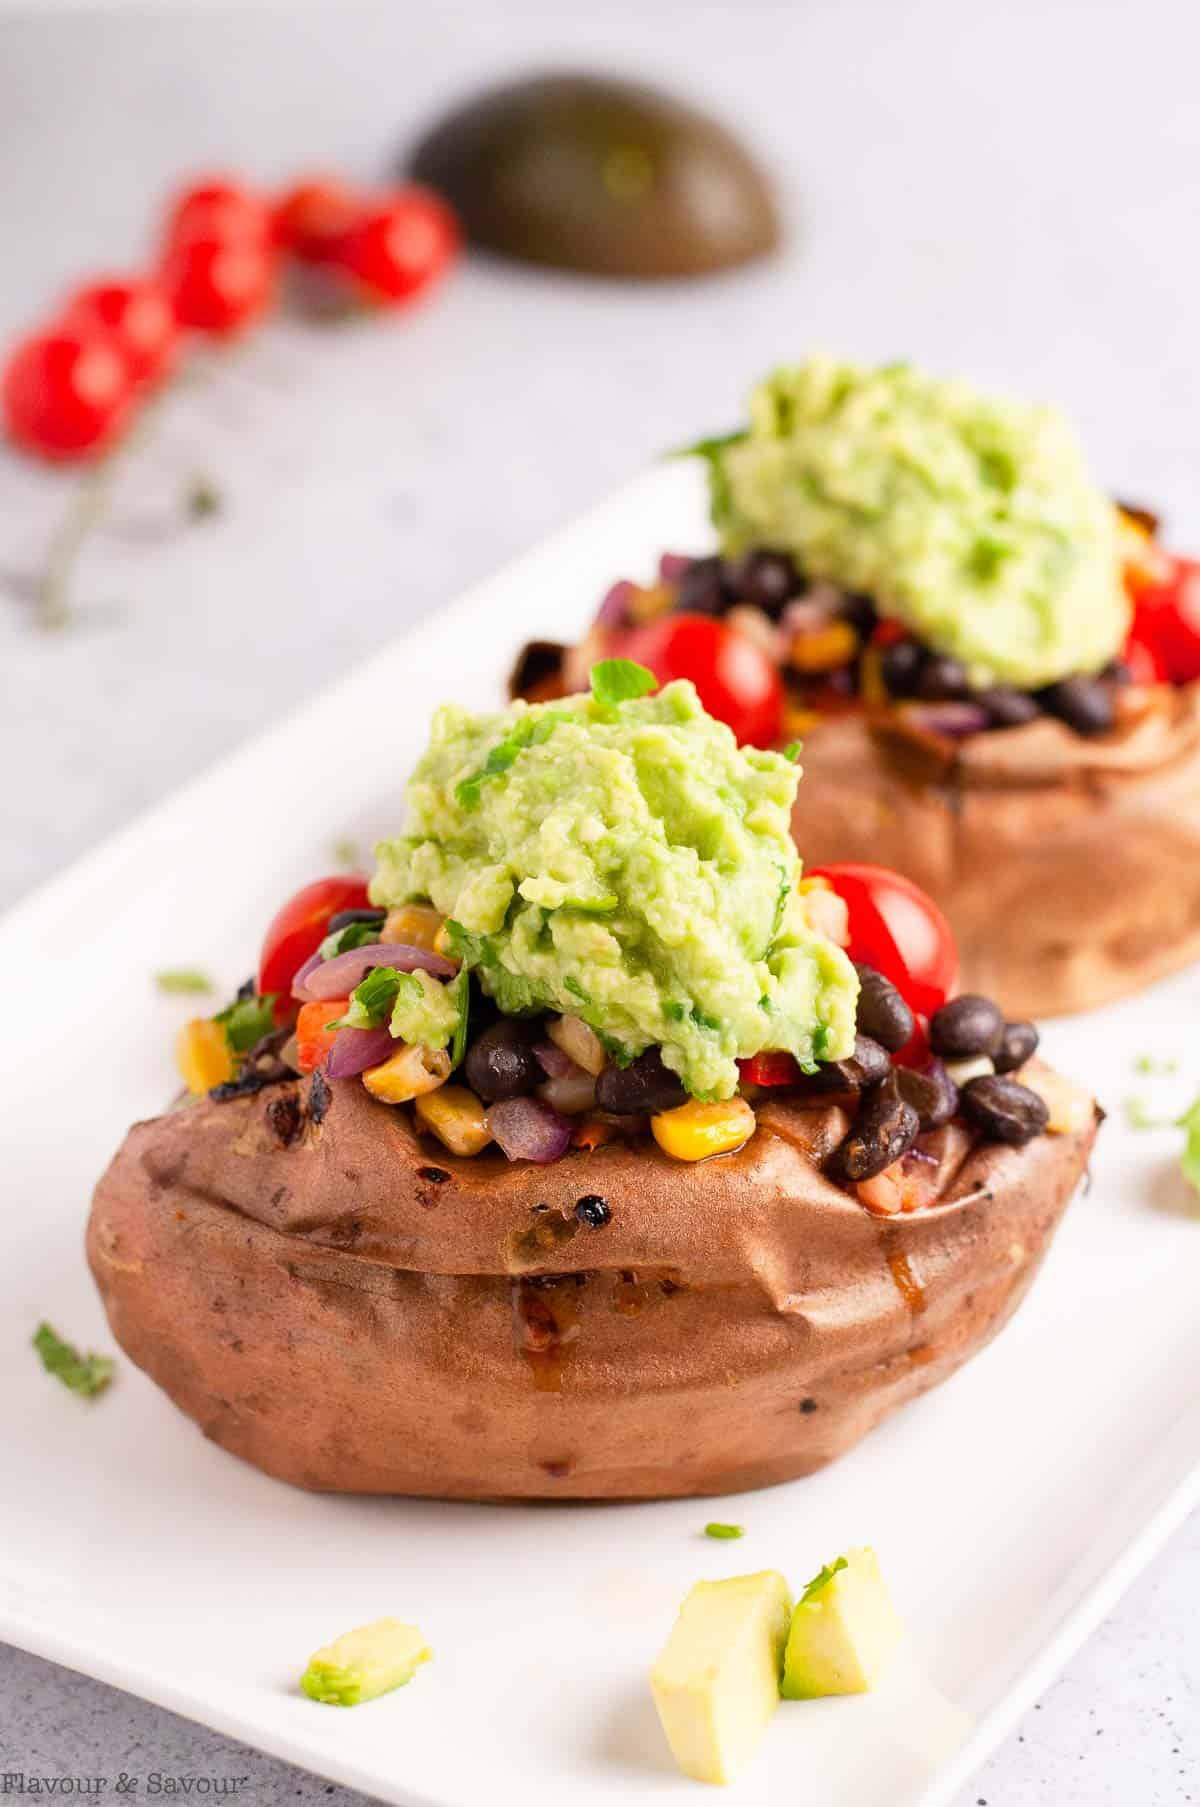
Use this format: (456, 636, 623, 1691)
(371, 671, 857, 1098)
(708, 356, 1129, 689)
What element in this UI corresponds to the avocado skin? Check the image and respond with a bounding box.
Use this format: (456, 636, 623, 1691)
(407, 72, 780, 279)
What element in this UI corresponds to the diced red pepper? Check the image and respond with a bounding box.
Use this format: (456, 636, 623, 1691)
(738, 1051, 803, 1087)
(296, 997, 349, 1073)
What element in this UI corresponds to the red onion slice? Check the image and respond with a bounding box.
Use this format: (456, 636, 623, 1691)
(594, 579, 634, 629)
(533, 1040, 575, 1079)
(293, 941, 456, 1001)
(658, 552, 691, 583)
(325, 1025, 395, 1079)
(487, 1096, 572, 1164)
(900, 702, 991, 739)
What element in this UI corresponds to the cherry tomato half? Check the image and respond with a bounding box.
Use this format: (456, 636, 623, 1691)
(2, 328, 133, 461)
(274, 177, 365, 263)
(1121, 606, 1169, 686)
(165, 178, 272, 248)
(161, 235, 276, 335)
(809, 862, 958, 1019)
(737, 1052, 802, 1087)
(1132, 554, 1200, 687)
(333, 188, 460, 304)
(63, 277, 179, 387)
(608, 612, 784, 747)
(258, 875, 372, 1017)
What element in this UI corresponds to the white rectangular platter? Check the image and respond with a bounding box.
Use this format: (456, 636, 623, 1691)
(2, 459, 1199, 1807)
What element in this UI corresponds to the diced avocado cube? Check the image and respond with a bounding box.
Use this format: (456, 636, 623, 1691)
(650, 1570, 792, 1784)
(781, 1547, 901, 1699)
(299, 1616, 431, 1706)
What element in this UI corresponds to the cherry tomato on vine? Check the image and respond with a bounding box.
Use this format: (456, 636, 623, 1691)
(258, 875, 373, 1019)
(2, 328, 134, 461)
(334, 188, 460, 304)
(809, 862, 958, 1019)
(63, 277, 179, 387)
(161, 235, 275, 335)
(607, 612, 784, 747)
(274, 177, 364, 262)
(165, 178, 272, 248)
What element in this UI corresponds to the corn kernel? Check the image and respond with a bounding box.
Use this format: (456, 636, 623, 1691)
(781, 702, 821, 738)
(651, 1096, 756, 1162)
(363, 1043, 451, 1104)
(547, 1013, 607, 1076)
(1020, 1068, 1095, 1135)
(414, 1084, 492, 1156)
(626, 582, 675, 624)
(176, 1018, 234, 1095)
(382, 905, 445, 953)
(787, 620, 859, 674)
(858, 645, 887, 707)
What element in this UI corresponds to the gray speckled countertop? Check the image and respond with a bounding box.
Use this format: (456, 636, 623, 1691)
(0, 3, 1197, 1799)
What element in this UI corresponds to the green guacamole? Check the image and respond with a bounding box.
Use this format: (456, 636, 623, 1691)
(708, 356, 1129, 689)
(371, 677, 857, 1099)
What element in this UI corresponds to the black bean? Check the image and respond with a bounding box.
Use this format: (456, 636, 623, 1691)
(829, 1076, 921, 1182)
(595, 1048, 687, 1115)
(1036, 675, 1115, 736)
(731, 548, 799, 618)
(508, 639, 567, 700)
(814, 1034, 891, 1093)
(838, 591, 878, 640)
(979, 686, 1041, 730)
(327, 906, 387, 933)
(917, 654, 969, 701)
(676, 555, 729, 616)
(854, 965, 916, 1053)
(575, 1194, 611, 1228)
(895, 1058, 959, 1129)
(464, 1019, 543, 1102)
(929, 994, 1004, 1059)
(993, 1019, 1039, 1075)
(880, 638, 927, 698)
(960, 1074, 1049, 1145)
(1102, 659, 1133, 687)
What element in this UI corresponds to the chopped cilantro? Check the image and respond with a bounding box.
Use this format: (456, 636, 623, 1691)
(673, 428, 748, 461)
(214, 991, 277, 1053)
(1125, 1094, 1171, 1131)
(443, 920, 495, 968)
(1134, 1053, 1179, 1076)
(318, 920, 383, 960)
(692, 1008, 721, 1032)
(449, 969, 470, 1069)
(563, 975, 591, 1004)
(155, 968, 214, 996)
(664, 1000, 687, 1022)
(589, 659, 657, 707)
(596, 1029, 632, 1067)
(33, 1323, 113, 1399)
(329, 965, 402, 1030)
(331, 836, 361, 869)
(455, 713, 560, 811)
(704, 1522, 744, 1540)
(560, 894, 619, 914)
(967, 534, 1013, 581)
(799, 1556, 849, 1605)
(782, 741, 803, 763)
(1178, 1095, 1200, 1194)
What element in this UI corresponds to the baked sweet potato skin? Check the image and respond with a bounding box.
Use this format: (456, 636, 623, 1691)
(792, 684, 1200, 1019)
(87, 1070, 1097, 1500)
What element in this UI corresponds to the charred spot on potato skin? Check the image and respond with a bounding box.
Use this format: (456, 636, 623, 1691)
(574, 1194, 611, 1228)
(540, 1458, 574, 1479)
(307, 1070, 331, 1124)
(508, 1209, 580, 1265)
(265, 1092, 303, 1147)
(419, 1166, 451, 1185)
(799, 1397, 818, 1414)
(270, 1185, 288, 1207)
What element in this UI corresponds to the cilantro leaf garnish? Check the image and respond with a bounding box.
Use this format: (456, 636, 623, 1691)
(328, 965, 403, 1031)
(449, 969, 470, 1070)
(214, 991, 277, 1053)
(589, 659, 657, 707)
(155, 968, 214, 996)
(455, 714, 561, 811)
(782, 741, 803, 764)
(33, 1323, 113, 1399)
(799, 1556, 849, 1605)
(443, 920, 495, 969)
(318, 920, 383, 961)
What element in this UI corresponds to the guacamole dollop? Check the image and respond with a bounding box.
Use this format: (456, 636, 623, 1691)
(371, 677, 857, 1099)
(709, 356, 1129, 689)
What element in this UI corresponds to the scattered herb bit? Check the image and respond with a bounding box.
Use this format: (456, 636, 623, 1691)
(966, 534, 1013, 582)
(331, 836, 361, 870)
(673, 428, 748, 461)
(443, 920, 494, 968)
(187, 477, 222, 519)
(782, 741, 803, 763)
(704, 1522, 744, 1540)
(1125, 1094, 1171, 1131)
(449, 968, 470, 1069)
(214, 991, 278, 1054)
(563, 975, 590, 1004)
(560, 893, 619, 914)
(799, 1556, 849, 1604)
(33, 1323, 113, 1399)
(456, 714, 561, 811)
(155, 968, 214, 996)
(318, 920, 383, 961)
(330, 965, 402, 1030)
(590, 658, 657, 707)
(1177, 1095, 1200, 1194)
(1134, 1053, 1179, 1076)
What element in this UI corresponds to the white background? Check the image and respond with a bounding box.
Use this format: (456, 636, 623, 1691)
(0, 2, 1196, 1800)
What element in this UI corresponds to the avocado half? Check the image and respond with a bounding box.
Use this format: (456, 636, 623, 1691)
(406, 72, 780, 279)
(88, 1065, 1095, 1499)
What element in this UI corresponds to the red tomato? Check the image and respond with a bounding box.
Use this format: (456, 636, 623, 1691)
(161, 235, 275, 335)
(1133, 555, 1200, 686)
(738, 1052, 802, 1087)
(165, 178, 272, 247)
(809, 863, 958, 1018)
(274, 177, 364, 262)
(609, 613, 784, 747)
(258, 875, 372, 1016)
(62, 277, 179, 386)
(296, 998, 350, 1073)
(333, 188, 459, 304)
(1121, 607, 1169, 686)
(2, 328, 133, 461)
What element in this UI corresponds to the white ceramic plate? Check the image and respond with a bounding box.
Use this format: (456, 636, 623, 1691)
(3, 460, 1199, 1807)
